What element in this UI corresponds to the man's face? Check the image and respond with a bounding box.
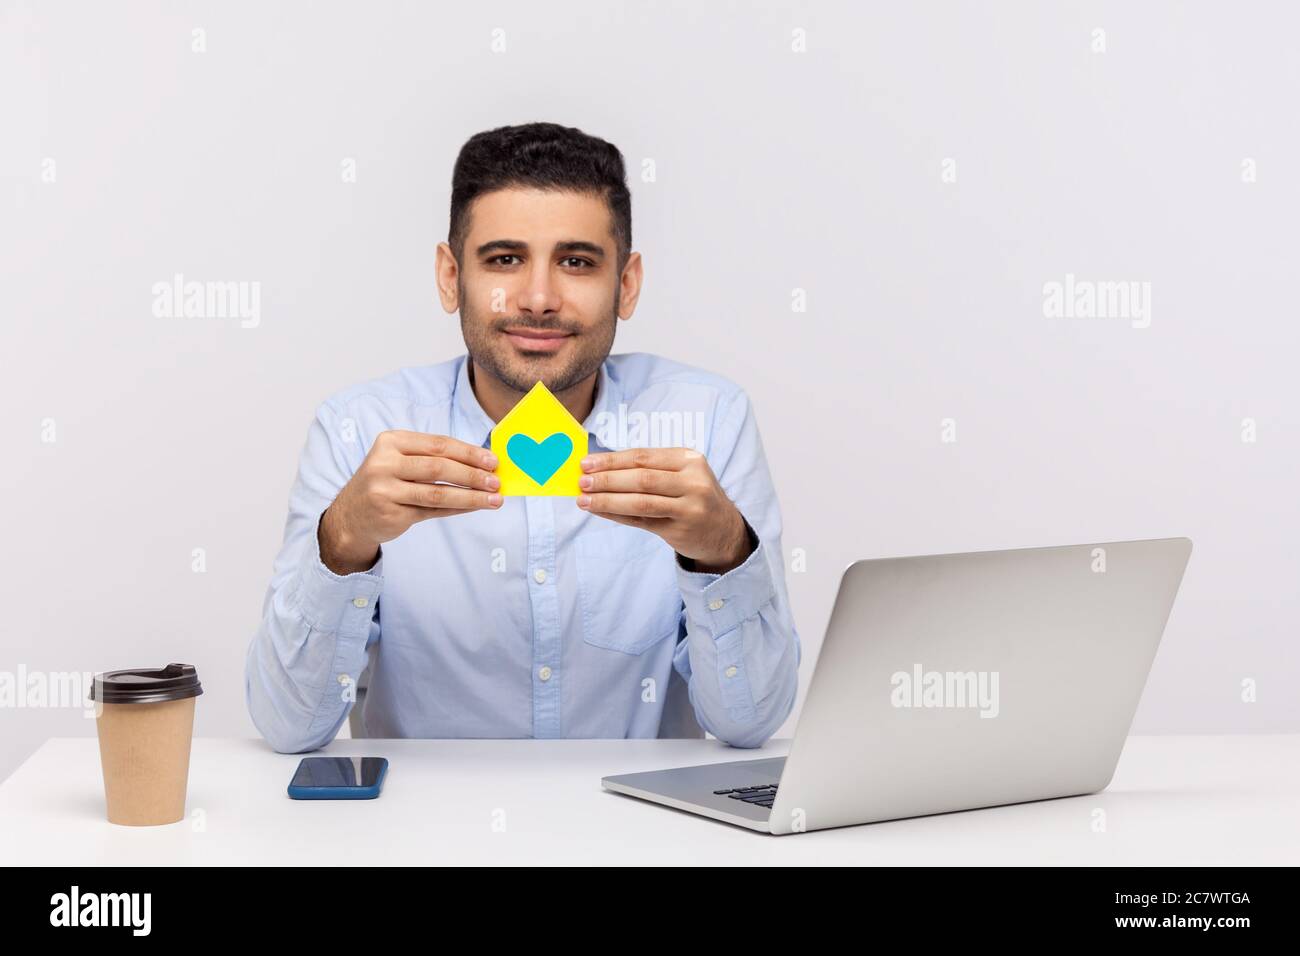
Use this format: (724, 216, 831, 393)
(454, 187, 624, 395)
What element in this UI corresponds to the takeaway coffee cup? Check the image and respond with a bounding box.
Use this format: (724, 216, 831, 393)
(89, 663, 203, 826)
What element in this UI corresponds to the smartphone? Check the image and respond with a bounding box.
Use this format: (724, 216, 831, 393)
(287, 756, 389, 800)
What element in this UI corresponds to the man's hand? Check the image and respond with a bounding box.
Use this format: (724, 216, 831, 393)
(576, 448, 754, 574)
(319, 430, 502, 574)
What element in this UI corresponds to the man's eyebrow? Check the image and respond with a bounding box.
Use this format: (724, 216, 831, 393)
(474, 239, 606, 260)
(554, 240, 606, 260)
(475, 239, 527, 257)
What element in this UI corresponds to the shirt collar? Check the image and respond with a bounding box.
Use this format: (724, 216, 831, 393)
(450, 354, 624, 453)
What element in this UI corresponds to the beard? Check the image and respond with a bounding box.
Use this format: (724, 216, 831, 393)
(458, 278, 620, 395)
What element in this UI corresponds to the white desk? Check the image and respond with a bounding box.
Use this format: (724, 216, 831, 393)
(1, 735, 1295, 865)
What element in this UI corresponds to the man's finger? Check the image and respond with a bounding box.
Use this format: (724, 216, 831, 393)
(578, 468, 683, 496)
(394, 455, 500, 491)
(579, 492, 680, 519)
(406, 505, 478, 523)
(392, 480, 503, 512)
(585, 510, 666, 533)
(383, 430, 498, 469)
(580, 447, 691, 473)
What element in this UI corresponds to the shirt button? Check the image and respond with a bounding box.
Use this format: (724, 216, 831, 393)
(708, 598, 726, 611)
(353, 597, 369, 608)
(724, 665, 738, 678)
(337, 674, 351, 684)
(538, 665, 553, 681)
(533, 568, 548, 584)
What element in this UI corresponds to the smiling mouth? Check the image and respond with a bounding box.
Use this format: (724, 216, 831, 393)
(502, 328, 573, 353)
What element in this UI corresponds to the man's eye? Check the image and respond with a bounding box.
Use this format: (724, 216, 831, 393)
(561, 257, 594, 269)
(488, 255, 521, 266)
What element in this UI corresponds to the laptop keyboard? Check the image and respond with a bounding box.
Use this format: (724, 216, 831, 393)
(713, 783, 779, 809)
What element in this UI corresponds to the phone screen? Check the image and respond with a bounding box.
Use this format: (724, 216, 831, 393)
(290, 756, 386, 790)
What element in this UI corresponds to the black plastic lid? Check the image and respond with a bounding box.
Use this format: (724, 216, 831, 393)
(89, 663, 203, 704)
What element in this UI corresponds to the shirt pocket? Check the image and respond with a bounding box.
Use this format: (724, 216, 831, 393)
(576, 523, 683, 655)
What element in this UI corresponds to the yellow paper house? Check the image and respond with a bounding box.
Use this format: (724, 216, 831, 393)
(490, 381, 588, 496)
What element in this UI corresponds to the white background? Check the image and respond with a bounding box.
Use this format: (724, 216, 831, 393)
(2, 1, 1297, 782)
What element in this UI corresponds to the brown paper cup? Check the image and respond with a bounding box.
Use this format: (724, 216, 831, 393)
(90, 663, 202, 827)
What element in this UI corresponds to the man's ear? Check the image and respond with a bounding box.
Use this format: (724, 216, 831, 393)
(617, 251, 644, 320)
(435, 242, 460, 314)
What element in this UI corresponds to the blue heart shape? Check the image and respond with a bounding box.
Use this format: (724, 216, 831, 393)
(506, 432, 574, 487)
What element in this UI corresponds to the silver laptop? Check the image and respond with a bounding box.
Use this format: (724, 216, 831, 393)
(601, 537, 1192, 835)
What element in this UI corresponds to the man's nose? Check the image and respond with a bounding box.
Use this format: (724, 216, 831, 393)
(516, 264, 562, 316)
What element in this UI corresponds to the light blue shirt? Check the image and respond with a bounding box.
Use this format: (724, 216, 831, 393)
(245, 352, 801, 752)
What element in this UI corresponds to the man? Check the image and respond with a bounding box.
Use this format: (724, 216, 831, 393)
(245, 122, 800, 752)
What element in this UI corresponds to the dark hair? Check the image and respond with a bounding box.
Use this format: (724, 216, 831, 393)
(449, 122, 632, 271)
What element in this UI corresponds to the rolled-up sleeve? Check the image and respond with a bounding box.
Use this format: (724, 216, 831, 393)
(244, 399, 381, 753)
(673, 388, 801, 748)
